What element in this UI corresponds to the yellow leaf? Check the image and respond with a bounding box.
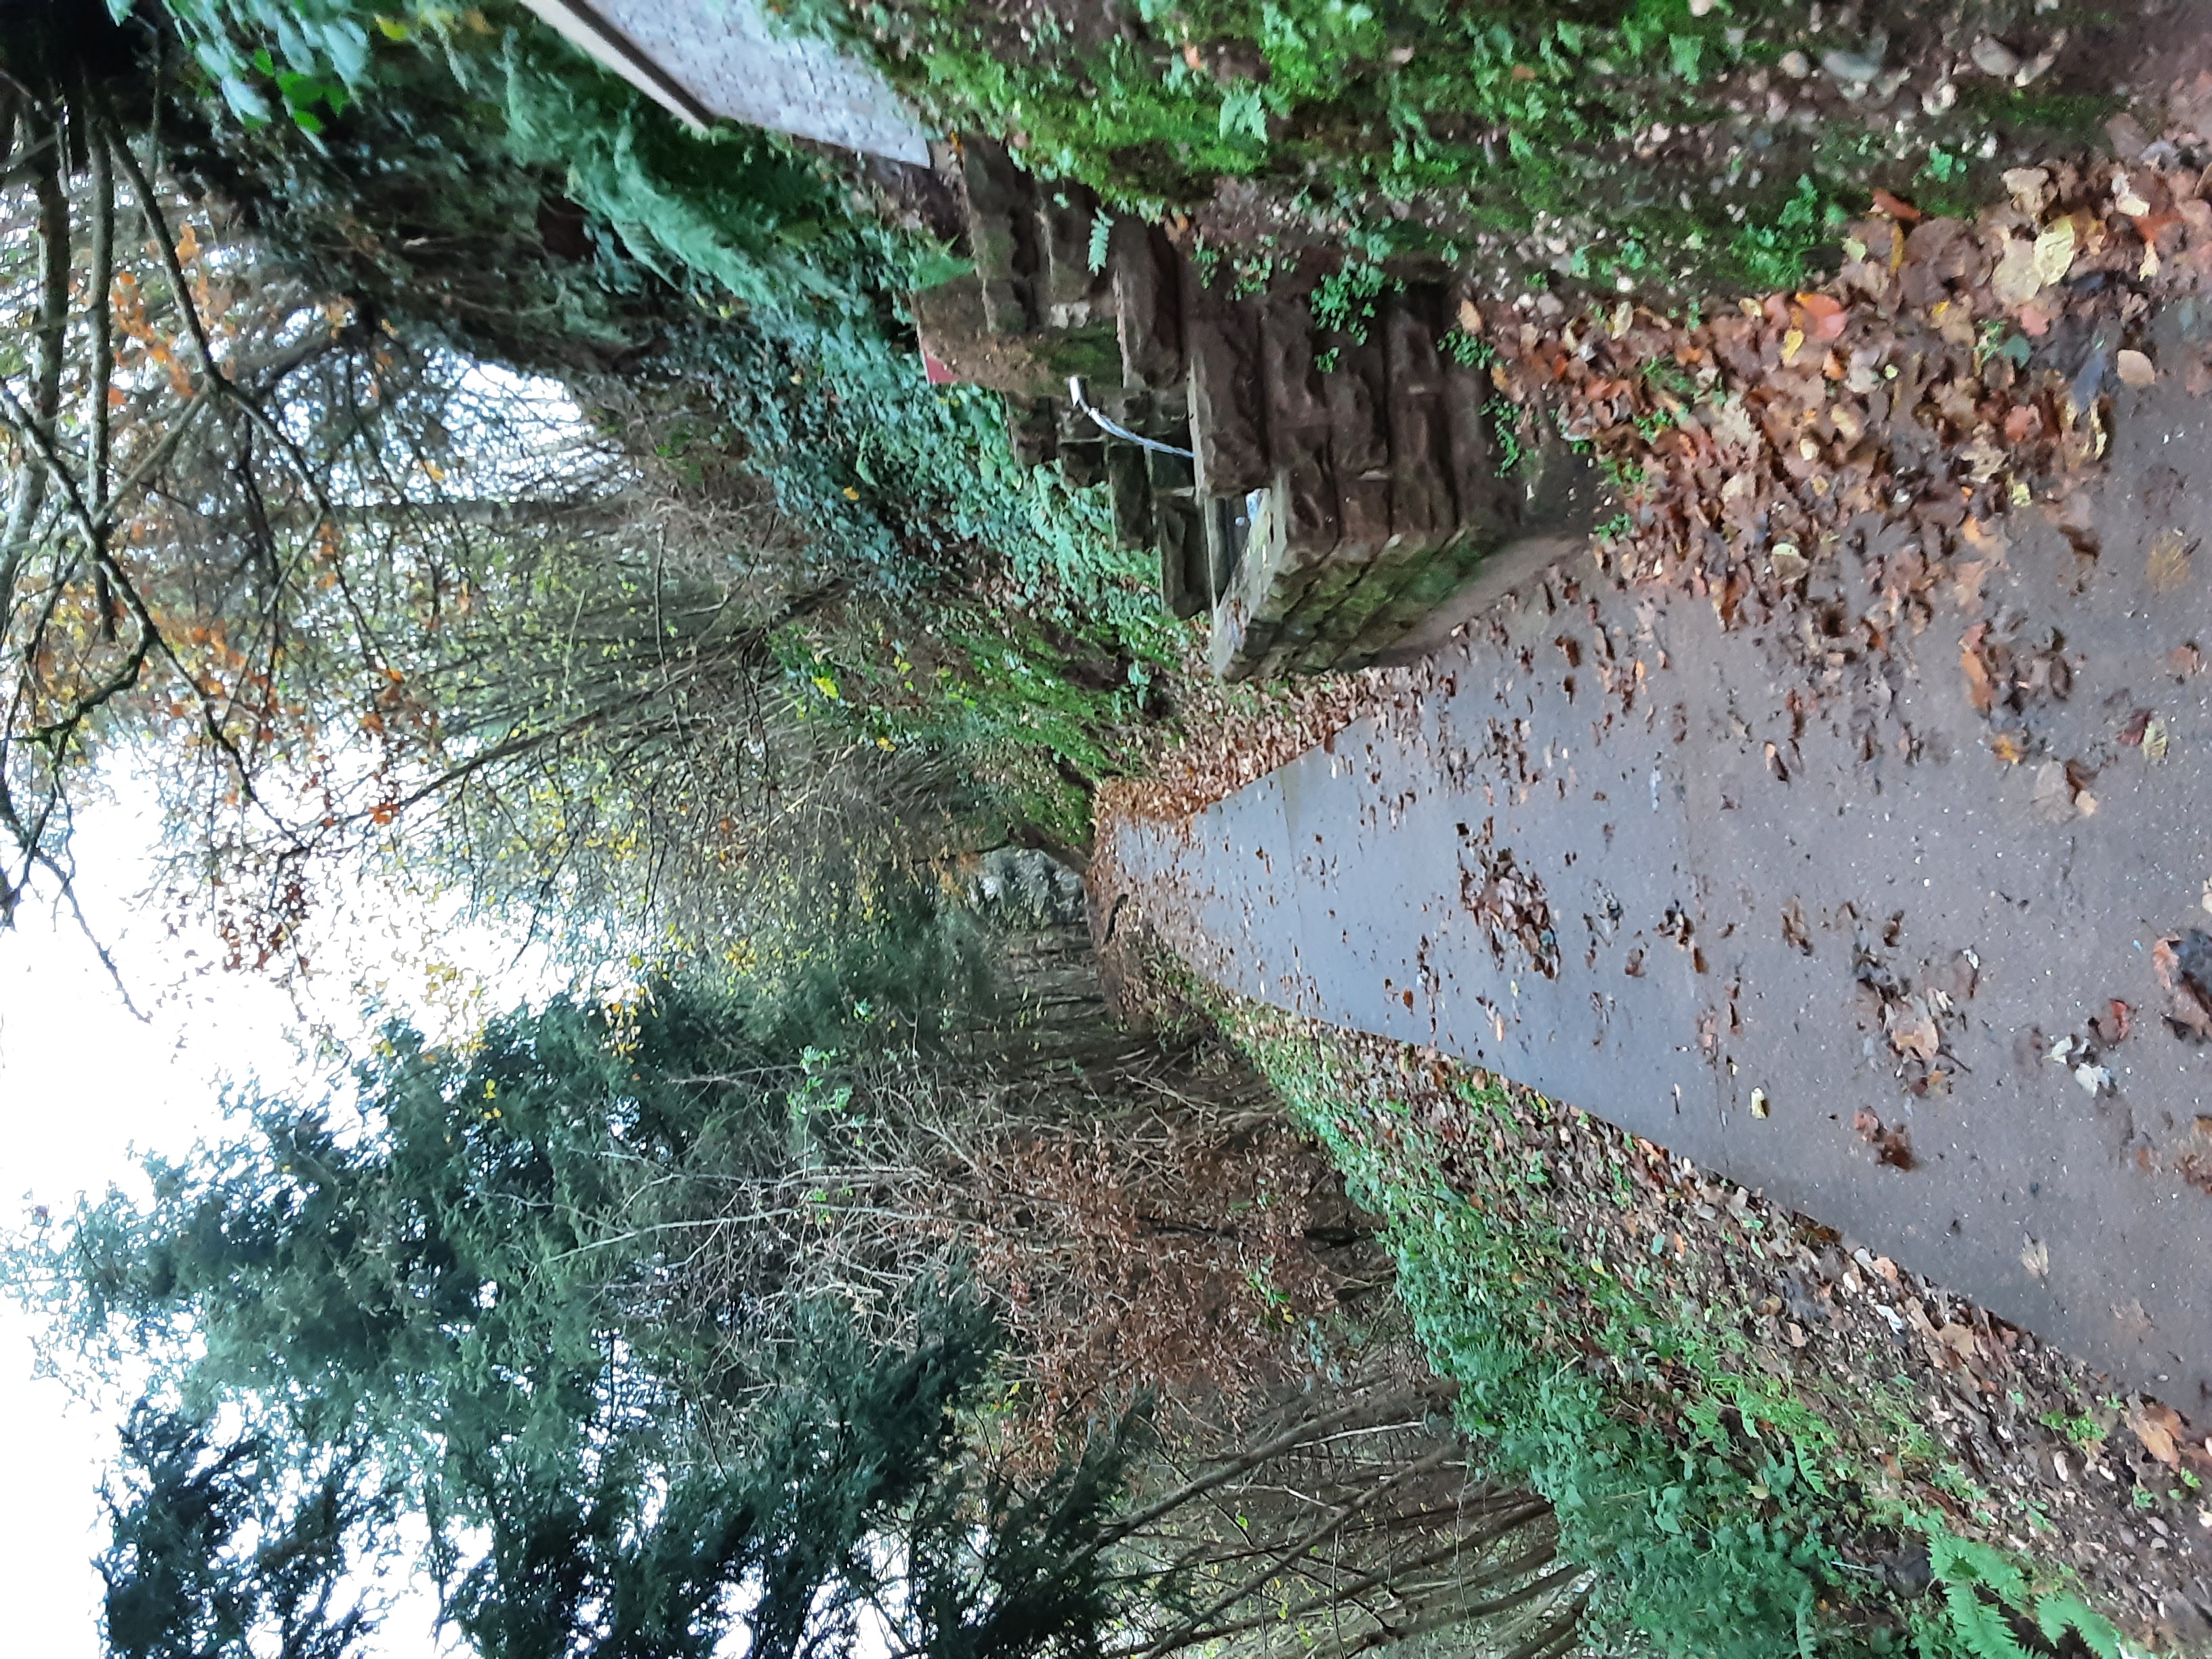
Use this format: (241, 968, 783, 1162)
(2032, 218, 2076, 288)
(1780, 327, 1805, 365)
(2144, 717, 2170, 763)
(2149, 527, 2193, 592)
(374, 13, 409, 38)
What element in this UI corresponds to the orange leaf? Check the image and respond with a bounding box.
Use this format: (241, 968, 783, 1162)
(2154, 936, 2183, 991)
(1870, 188, 1922, 224)
(2129, 1402, 2184, 1467)
(1960, 624, 1994, 714)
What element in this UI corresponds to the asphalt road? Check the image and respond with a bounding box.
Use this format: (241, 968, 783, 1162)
(1112, 310, 2212, 1409)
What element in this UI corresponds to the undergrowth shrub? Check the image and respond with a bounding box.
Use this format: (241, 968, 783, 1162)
(138, 0, 1178, 842)
(1241, 1021, 2127, 1659)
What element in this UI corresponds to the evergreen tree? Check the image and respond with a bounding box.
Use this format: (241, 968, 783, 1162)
(98, 1404, 388, 1659)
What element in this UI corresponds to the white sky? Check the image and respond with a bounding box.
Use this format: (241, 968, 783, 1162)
(0, 786, 555, 1656)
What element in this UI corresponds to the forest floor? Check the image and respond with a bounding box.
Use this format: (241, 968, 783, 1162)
(1080, 39, 2212, 1659)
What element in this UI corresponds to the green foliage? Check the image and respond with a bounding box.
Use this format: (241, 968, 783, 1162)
(29, 979, 1431, 1659)
(1912, 1533, 2123, 1659)
(1237, 1025, 2124, 1659)
(788, 0, 1993, 294)
(98, 1406, 387, 1659)
(135, 0, 1170, 851)
(1730, 175, 1831, 295)
(1442, 328, 1496, 369)
(18, 980, 1162, 1659)
(145, 0, 375, 126)
(1309, 259, 1393, 343)
(1250, 1034, 1832, 1658)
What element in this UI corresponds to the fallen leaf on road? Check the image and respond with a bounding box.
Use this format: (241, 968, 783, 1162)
(1961, 623, 1996, 714)
(2155, 937, 2184, 990)
(1853, 1109, 1914, 1168)
(2129, 1401, 2185, 1467)
(2090, 999, 2132, 1045)
(2021, 1237, 2050, 1278)
(2119, 708, 2152, 746)
(2144, 718, 2170, 762)
(2030, 760, 2076, 821)
(2149, 528, 2193, 592)
(2117, 348, 2158, 388)
(2170, 644, 2204, 678)
(1886, 998, 1942, 1060)
(2154, 932, 2212, 1040)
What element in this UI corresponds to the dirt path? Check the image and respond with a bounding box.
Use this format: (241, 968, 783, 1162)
(1107, 296, 2212, 1418)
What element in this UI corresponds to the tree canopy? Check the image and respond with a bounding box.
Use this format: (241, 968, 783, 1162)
(19, 975, 1576, 1659)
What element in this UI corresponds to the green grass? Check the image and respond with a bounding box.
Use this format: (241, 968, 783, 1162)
(1234, 1012, 2130, 1659)
(804, 0, 2053, 298)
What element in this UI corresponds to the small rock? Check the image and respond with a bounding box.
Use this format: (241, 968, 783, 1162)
(1779, 49, 1811, 79)
(1822, 43, 1886, 85)
(1970, 37, 2022, 77)
(2117, 348, 2157, 388)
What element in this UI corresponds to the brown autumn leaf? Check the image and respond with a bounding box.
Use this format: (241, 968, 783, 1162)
(2118, 708, 2152, 746)
(2171, 644, 2204, 678)
(1797, 291, 1847, 342)
(1885, 998, 1942, 1061)
(2155, 935, 2184, 991)
(2154, 933, 2212, 1040)
(2128, 1401, 2184, 1467)
(1989, 731, 2026, 764)
(2030, 760, 2076, 822)
(2117, 348, 2159, 388)
(1853, 1109, 1915, 1169)
(1961, 623, 1995, 714)
(2149, 528, 2194, 593)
